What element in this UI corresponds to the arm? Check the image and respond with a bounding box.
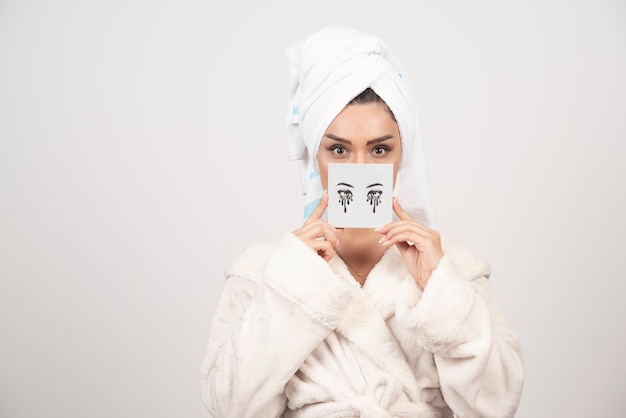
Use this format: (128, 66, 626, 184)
(379, 199, 524, 416)
(397, 249, 524, 418)
(200, 233, 357, 418)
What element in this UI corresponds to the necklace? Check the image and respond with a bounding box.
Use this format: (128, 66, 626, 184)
(345, 263, 365, 278)
(337, 254, 366, 279)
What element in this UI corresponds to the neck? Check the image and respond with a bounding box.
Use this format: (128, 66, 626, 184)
(335, 228, 387, 284)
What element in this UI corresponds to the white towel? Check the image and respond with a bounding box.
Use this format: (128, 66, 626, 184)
(285, 25, 437, 228)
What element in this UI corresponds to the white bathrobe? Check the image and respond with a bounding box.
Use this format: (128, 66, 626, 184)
(200, 233, 524, 418)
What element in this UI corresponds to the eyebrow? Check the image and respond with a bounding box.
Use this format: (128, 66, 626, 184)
(325, 134, 395, 145)
(337, 182, 354, 188)
(367, 183, 383, 188)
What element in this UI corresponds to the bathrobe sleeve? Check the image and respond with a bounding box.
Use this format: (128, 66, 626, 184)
(200, 233, 358, 418)
(396, 239, 525, 418)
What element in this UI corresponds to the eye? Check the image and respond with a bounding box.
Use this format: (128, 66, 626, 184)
(372, 146, 389, 155)
(331, 145, 347, 155)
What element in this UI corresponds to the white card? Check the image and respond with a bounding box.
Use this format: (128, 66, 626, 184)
(327, 163, 393, 228)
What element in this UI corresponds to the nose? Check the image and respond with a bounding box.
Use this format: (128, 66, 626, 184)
(354, 151, 367, 164)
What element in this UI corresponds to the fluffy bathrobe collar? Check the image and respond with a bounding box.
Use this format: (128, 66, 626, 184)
(326, 247, 424, 397)
(225, 232, 495, 417)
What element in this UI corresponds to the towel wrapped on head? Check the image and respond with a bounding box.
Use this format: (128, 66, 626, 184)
(285, 25, 436, 228)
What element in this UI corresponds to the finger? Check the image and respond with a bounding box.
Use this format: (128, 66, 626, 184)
(377, 219, 428, 240)
(305, 191, 329, 224)
(392, 197, 413, 221)
(376, 220, 420, 235)
(306, 239, 333, 252)
(295, 221, 342, 248)
(381, 230, 421, 247)
(376, 199, 415, 233)
(394, 239, 411, 253)
(384, 229, 440, 253)
(306, 240, 335, 261)
(383, 220, 431, 236)
(305, 221, 341, 243)
(320, 223, 341, 246)
(374, 221, 395, 235)
(379, 223, 433, 247)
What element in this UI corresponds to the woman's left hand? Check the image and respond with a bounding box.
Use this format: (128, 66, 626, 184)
(376, 198, 443, 290)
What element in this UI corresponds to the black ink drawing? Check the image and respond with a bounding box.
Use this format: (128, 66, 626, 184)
(366, 183, 383, 213)
(337, 182, 354, 213)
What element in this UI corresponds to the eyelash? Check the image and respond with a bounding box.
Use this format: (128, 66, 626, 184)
(330, 145, 347, 155)
(372, 145, 390, 155)
(329, 145, 392, 156)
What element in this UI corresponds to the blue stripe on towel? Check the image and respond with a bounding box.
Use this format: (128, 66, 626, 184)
(304, 199, 321, 219)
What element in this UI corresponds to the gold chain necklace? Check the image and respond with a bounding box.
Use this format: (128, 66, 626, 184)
(337, 253, 366, 278)
(345, 262, 365, 278)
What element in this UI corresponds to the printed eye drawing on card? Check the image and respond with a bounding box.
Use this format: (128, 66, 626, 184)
(328, 164, 393, 228)
(338, 182, 383, 214)
(337, 183, 354, 213)
(366, 184, 383, 213)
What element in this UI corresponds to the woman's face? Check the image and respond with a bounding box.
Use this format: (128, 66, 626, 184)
(316, 103, 402, 190)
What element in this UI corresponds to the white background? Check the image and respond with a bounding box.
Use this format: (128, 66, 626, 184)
(1, 1, 625, 417)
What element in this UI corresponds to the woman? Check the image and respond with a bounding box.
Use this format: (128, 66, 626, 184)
(201, 25, 524, 418)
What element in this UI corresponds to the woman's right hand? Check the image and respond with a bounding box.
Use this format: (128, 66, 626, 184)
(292, 191, 342, 261)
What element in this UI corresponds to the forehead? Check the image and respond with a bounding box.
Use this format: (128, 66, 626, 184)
(324, 103, 400, 138)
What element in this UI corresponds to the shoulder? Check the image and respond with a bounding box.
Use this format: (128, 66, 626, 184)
(225, 240, 278, 283)
(441, 236, 492, 280)
(224, 232, 335, 287)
